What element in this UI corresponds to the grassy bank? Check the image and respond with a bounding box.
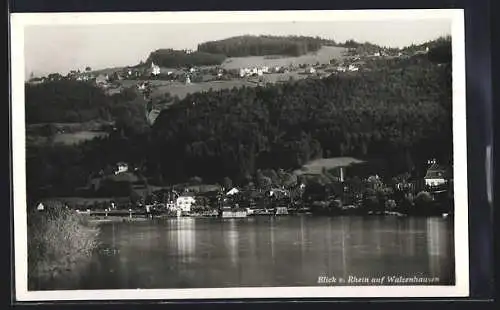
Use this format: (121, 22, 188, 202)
(27, 203, 100, 289)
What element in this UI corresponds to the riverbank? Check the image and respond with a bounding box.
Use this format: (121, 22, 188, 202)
(27, 204, 100, 289)
(81, 209, 452, 224)
(30, 215, 455, 290)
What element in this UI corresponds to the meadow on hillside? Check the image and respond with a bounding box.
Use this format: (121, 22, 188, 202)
(221, 46, 346, 70)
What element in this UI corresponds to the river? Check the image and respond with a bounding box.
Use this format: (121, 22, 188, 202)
(30, 215, 455, 290)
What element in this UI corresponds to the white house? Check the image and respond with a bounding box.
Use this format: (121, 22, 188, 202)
(262, 66, 269, 73)
(226, 187, 240, 196)
(348, 64, 359, 72)
(424, 161, 448, 188)
(337, 66, 347, 72)
(176, 195, 196, 213)
(185, 75, 191, 84)
(95, 74, 108, 86)
(257, 69, 263, 76)
(36, 203, 44, 211)
(268, 188, 289, 198)
(115, 162, 129, 175)
(306, 67, 316, 74)
(151, 62, 161, 76)
(166, 202, 176, 210)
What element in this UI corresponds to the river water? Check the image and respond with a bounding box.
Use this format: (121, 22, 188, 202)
(31, 215, 455, 290)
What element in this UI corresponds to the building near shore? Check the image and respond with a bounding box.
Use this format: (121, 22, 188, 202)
(176, 194, 196, 213)
(114, 162, 129, 175)
(221, 209, 247, 218)
(424, 161, 450, 188)
(226, 187, 240, 196)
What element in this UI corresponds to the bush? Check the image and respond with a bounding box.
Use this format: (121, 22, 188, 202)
(27, 201, 100, 287)
(413, 191, 434, 215)
(415, 191, 433, 206)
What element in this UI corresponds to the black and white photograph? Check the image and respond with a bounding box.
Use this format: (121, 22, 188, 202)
(11, 10, 469, 301)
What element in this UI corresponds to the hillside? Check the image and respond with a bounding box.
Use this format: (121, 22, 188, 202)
(221, 46, 345, 70)
(25, 80, 114, 124)
(148, 50, 452, 184)
(198, 35, 337, 57)
(25, 80, 147, 125)
(25, 38, 453, 200)
(145, 49, 226, 67)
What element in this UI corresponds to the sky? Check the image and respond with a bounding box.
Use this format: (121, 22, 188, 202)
(24, 19, 451, 77)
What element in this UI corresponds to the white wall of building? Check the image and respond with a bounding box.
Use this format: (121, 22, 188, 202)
(176, 196, 196, 212)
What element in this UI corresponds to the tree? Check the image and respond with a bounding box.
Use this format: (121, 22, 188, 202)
(189, 176, 203, 185)
(223, 177, 233, 190)
(256, 174, 272, 189)
(85, 66, 92, 72)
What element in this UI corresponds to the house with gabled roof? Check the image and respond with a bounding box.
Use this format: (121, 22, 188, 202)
(424, 160, 450, 188)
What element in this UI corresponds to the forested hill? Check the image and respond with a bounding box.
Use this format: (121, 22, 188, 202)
(25, 79, 147, 128)
(197, 35, 337, 57)
(149, 53, 452, 184)
(145, 49, 227, 67)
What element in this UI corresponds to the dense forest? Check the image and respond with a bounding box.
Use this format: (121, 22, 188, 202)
(25, 80, 146, 125)
(146, 54, 452, 184)
(145, 49, 227, 68)
(401, 35, 452, 57)
(197, 35, 336, 57)
(25, 38, 452, 202)
(339, 39, 389, 55)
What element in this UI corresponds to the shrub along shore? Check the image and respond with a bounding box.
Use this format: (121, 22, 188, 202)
(27, 201, 100, 289)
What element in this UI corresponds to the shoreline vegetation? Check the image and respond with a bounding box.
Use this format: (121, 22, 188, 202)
(27, 201, 100, 289)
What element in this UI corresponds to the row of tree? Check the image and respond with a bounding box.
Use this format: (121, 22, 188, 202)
(145, 49, 227, 68)
(197, 35, 336, 57)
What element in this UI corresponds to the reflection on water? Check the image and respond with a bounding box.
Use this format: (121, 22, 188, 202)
(176, 218, 196, 262)
(30, 216, 455, 290)
(225, 219, 239, 266)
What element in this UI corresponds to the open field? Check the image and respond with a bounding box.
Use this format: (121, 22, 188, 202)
(294, 157, 365, 175)
(221, 46, 346, 70)
(52, 131, 108, 145)
(119, 79, 259, 100)
(122, 72, 329, 102)
(26, 121, 112, 133)
(26, 131, 109, 146)
(110, 46, 346, 101)
(153, 80, 258, 99)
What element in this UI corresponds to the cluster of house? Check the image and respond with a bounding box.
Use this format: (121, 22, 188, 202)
(161, 185, 295, 217)
(34, 157, 452, 217)
(239, 66, 271, 77)
(335, 64, 360, 72)
(347, 46, 430, 62)
(27, 70, 111, 87)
